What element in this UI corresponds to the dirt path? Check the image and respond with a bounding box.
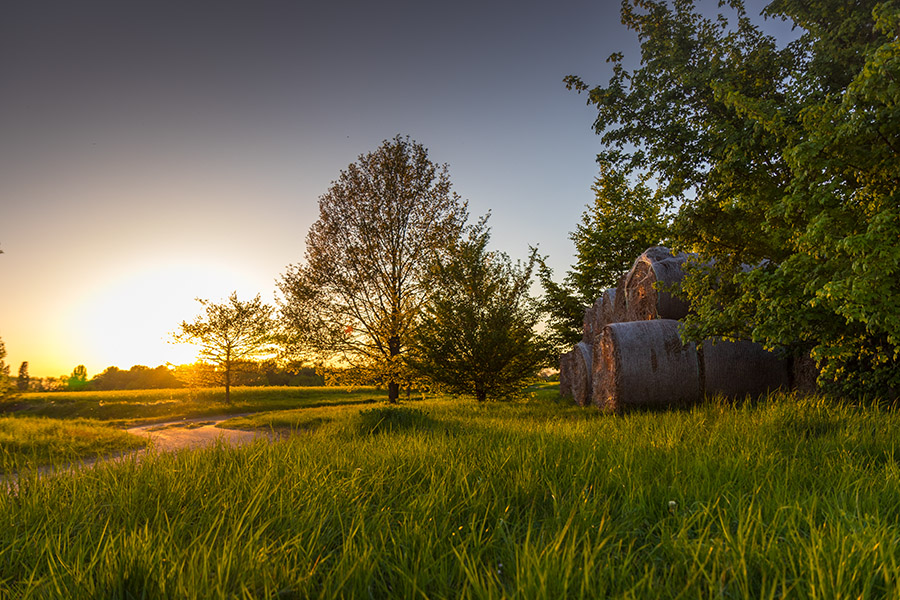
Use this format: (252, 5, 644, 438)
(2, 415, 271, 493)
(126, 414, 271, 452)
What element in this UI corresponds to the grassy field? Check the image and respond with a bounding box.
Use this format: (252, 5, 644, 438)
(0, 416, 148, 475)
(3, 385, 389, 427)
(2, 386, 900, 598)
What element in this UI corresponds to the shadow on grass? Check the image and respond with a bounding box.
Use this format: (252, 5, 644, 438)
(356, 406, 441, 435)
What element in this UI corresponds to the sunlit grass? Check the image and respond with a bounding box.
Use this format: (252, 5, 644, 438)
(5, 385, 390, 427)
(0, 416, 147, 474)
(3, 388, 899, 597)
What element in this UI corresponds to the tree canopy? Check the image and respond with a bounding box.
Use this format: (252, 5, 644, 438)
(568, 0, 899, 397)
(410, 218, 545, 401)
(279, 135, 468, 402)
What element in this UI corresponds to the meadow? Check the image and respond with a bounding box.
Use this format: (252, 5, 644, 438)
(2, 385, 900, 598)
(4, 385, 389, 427)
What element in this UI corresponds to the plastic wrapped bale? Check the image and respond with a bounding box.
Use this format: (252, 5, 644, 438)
(595, 319, 700, 411)
(623, 246, 692, 322)
(571, 342, 593, 407)
(700, 339, 790, 399)
(558, 350, 574, 398)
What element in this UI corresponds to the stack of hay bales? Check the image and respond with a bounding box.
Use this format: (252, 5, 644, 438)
(558, 246, 791, 411)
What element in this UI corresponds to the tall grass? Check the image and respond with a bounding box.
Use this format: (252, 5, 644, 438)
(2, 389, 900, 598)
(0, 417, 147, 475)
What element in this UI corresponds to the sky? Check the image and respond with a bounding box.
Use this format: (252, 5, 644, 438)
(0, 0, 795, 378)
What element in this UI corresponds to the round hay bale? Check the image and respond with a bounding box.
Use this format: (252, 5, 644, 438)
(595, 319, 700, 411)
(612, 275, 627, 322)
(571, 342, 593, 407)
(591, 329, 608, 409)
(584, 291, 616, 346)
(558, 350, 574, 398)
(600, 288, 618, 327)
(623, 246, 692, 322)
(582, 302, 599, 344)
(700, 339, 790, 399)
(789, 352, 819, 394)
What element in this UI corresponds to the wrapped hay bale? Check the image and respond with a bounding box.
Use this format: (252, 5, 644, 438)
(700, 339, 790, 399)
(558, 350, 574, 398)
(623, 246, 692, 322)
(595, 319, 700, 411)
(571, 342, 593, 407)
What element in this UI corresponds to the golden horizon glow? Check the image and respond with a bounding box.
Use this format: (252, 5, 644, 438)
(15, 260, 269, 379)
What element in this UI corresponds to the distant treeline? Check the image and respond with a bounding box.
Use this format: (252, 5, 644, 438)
(23, 361, 324, 392)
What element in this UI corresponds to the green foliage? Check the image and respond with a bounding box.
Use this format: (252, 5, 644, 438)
(569, 0, 899, 397)
(538, 165, 669, 355)
(89, 364, 183, 391)
(410, 219, 545, 401)
(15, 362, 29, 392)
(0, 338, 9, 400)
(570, 166, 670, 293)
(279, 135, 468, 402)
(6, 391, 900, 597)
(174, 293, 276, 403)
(66, 364, 89, 392)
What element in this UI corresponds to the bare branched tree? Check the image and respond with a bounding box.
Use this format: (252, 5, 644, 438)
(174, 293, 275, 403)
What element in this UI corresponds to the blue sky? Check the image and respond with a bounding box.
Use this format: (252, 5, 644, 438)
(0, 0, 794, 376)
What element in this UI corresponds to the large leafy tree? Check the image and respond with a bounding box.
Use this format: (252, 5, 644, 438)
(174, 293, 275, 403)
(538, 164, 668, 354)
(279, 135, 468, 403)
(410, 218, 545, 402)
(568, 0, 899, 397)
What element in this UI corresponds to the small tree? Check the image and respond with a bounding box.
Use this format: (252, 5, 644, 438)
(0, 338, 10, 399)
(16, 362, 29, 392)
(67, 365, 89, 391)
(409, 219, 545, 402)
(173, 293, 275, 403)
(538, 165, 668, 354)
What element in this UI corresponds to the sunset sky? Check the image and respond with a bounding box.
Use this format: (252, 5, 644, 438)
(0, 0, 794, 378)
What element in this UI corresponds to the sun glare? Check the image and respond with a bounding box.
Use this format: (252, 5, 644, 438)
(70, 261, 264, 375)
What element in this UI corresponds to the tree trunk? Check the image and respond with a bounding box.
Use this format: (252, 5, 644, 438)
(388, 335, 400, 403)
(475, 383, 487, 402)
(224, 353, 232, 404)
